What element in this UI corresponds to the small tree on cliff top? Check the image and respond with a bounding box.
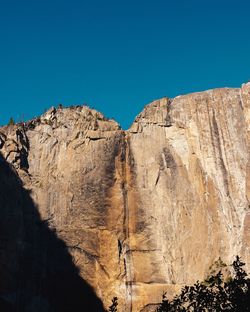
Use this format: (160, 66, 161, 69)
(8, 117, 15, 126)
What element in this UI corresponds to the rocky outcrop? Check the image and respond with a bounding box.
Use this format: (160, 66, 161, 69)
(0, 83, 250, 311)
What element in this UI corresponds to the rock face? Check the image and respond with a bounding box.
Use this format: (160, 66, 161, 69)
(0, 83, 250, 311)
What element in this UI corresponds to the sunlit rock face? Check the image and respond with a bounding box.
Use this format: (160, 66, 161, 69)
(0, 83, 250, 311)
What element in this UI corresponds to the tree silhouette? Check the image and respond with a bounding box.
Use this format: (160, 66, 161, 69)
(156, 256, 250, 311)
(7, 117, 15, 126)
(108, 297, 118, 312)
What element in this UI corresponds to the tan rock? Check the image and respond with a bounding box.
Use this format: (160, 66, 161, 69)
(0, 85, 250, 311)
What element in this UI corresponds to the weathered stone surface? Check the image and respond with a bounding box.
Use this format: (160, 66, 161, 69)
(0, 83, 250, 311)
(126, 85, 250, 310)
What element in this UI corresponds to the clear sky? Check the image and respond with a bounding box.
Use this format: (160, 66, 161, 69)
(0, 0, 250, 129)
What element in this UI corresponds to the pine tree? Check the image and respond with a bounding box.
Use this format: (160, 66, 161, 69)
(8, 117, 15, 126)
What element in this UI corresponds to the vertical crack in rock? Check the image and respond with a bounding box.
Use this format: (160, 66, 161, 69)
(211, 110, 230, 197)
(165, 99, 172, 127)
(118, 239, 122, 260)
(16, 126, 30, 171)
(120, 134, 134, 312)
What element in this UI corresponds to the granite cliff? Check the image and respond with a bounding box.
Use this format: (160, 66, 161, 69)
(0, 82, 250, 311)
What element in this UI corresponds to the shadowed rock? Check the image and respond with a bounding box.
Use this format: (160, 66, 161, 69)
(0, 153, 105, 311)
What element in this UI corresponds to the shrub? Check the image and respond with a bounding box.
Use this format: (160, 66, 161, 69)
(156, 256, 250, 312)
(108, 297, 118, 312)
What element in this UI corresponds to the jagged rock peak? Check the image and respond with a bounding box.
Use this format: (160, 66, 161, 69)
(40, 105, 120, 132)
(0, 104, 121, 177)
(1, 104, 120, 133)
(129, 97, 172, 132)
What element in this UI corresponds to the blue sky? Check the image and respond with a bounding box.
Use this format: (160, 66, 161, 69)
(0, 0, 250, 129)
